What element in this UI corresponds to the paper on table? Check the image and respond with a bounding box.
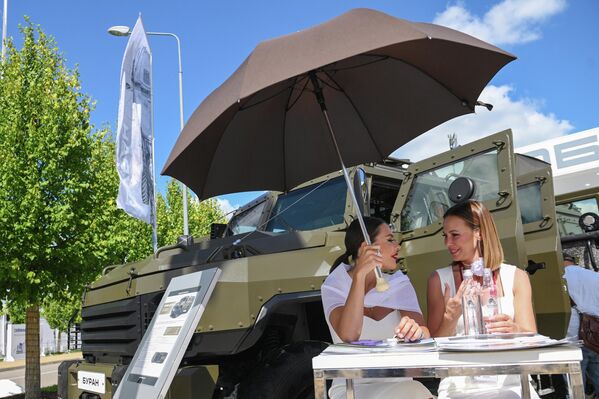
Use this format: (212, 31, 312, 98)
(434, 334, 573, 351)
(324, 338, 436, 354)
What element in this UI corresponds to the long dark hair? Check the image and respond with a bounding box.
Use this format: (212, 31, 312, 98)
(330, 217, 386, 272)
(443, 200, 504, 270)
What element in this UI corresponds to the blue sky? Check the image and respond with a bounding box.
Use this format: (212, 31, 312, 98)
(3, 0, 598, 214)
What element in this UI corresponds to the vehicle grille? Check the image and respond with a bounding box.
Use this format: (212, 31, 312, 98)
(81, 292, 162, 363)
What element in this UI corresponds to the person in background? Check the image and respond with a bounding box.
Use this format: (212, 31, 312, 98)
(427, 200, 537, 398)
(321, 216, 433, 399)
(563, 252, 599, 398)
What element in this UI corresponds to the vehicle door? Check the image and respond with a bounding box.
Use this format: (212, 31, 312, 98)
(516, 154, 570, 338)
(392, 129, 527, 320)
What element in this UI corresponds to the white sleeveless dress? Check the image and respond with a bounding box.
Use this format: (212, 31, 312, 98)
(435, 264, 539, 399)
(322, 264, 434, 399)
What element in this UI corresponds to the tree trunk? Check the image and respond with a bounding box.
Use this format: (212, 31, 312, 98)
(25, 304, 41, 399)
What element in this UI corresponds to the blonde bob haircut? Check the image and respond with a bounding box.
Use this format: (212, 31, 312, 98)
(443, 200, 504, 271)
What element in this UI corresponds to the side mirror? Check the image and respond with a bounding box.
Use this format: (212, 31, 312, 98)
(353, 168, 370, 216)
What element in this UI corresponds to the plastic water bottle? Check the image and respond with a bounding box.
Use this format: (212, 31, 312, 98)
(461, 269, 483, 336)
(481, 268, 501, 333)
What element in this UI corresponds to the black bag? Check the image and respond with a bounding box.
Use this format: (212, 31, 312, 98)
(578, 311, 599, 353)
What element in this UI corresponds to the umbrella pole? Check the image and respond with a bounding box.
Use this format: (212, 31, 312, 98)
(309, 73, 389, 292)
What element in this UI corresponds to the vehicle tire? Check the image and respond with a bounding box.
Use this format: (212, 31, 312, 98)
(237, 340, 329, 399)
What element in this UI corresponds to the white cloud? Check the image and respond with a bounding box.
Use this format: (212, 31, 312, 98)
(392, 84, 573, 162)
(433, 0, 567, 45)
(216, 198, 238, 220)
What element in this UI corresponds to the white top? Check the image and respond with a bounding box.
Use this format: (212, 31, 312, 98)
(321, 263, 424, 395)
(322, 263, 422, 342)
(563, 264, 599, 337)
(436, 263, 516, 336)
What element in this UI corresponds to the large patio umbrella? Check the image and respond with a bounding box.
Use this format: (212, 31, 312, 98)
(162, 8, 515, 290)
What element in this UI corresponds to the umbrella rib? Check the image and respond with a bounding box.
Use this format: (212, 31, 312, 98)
(322, 70, 386, 160)
(239, 78, 309, 112)
(385, 52, 474, 110)
(327, 51, 475, 109)
(285, 76, 310, 112)
(324, 54, 388, 74)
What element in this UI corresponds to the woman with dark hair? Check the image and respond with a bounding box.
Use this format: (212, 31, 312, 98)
(427, 200, 537, 398)
(322, 217, 432, 399)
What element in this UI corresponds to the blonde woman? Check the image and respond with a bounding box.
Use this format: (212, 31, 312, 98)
(427, 200, 537, 398)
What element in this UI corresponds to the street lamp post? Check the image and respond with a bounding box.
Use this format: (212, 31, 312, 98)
(108, 25, 189, 236)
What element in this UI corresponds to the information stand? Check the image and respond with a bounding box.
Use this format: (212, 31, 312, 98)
(113, 268, 220, 399)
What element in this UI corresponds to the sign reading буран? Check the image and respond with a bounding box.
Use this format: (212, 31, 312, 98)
(78, 371, 106, 395)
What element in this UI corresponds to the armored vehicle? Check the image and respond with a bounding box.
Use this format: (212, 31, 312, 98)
(59, 129, 570, 399)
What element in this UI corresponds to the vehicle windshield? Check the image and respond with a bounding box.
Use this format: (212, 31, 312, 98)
(228, 197, 271, 235)
(265, 176, 347, 232)
(400, 150, 499, 232)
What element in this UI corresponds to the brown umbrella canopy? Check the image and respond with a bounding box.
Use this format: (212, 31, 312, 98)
(162, 8, 515, 200)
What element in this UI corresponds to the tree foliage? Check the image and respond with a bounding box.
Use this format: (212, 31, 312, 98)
(0, 20, 227, 397)
(41, 291, 81, 333)
(157, 179, 226, 247)
(0, 20, 147, 398)
(40, 180, 227, 332)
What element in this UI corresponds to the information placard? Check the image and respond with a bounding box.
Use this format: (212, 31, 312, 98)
(113, 268, 220, 399)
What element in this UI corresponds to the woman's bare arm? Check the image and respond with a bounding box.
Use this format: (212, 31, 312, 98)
(328, 276, 368, 342)
(328, 244, 381, 342)
(511, 268, 537, 332)
(427, 272, 462, 337)
(486, 268, 537, 333)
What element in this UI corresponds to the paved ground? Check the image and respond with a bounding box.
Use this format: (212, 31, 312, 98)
(0, 352, 82, 393)
(0, 352, 81, 371)
(0, 362, 62, 389)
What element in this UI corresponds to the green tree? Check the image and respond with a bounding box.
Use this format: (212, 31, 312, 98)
(157, 179, 226, 246)
(2, 301, 26, 324)
(41, 291, 81, 353)
(0, 22, 227, 398)
(41, 292, 81, 334)
(0, 21, 143, 398)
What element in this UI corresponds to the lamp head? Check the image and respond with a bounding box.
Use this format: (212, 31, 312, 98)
(108, 26, 131, 37)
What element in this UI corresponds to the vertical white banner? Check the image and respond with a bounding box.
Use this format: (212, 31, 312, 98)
(116, 16, 155, 224)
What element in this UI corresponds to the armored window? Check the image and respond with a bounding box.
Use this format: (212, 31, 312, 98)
(518, 182, 543, 225)
(556, 197, 599, 236)
(400, 150, 499, 232)
(228, 199, 270, 235)
(266, 176, 346, 232)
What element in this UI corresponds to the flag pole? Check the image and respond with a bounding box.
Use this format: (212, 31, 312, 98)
(1, 0, 7, 61)
(149, 39, 158, 253)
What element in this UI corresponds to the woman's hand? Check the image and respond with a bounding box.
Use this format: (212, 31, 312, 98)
(353, 242, 383, 278)
(443, 282, 464, 323)
(485, 314, 520, 334)
(394, 315, 424, 342)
